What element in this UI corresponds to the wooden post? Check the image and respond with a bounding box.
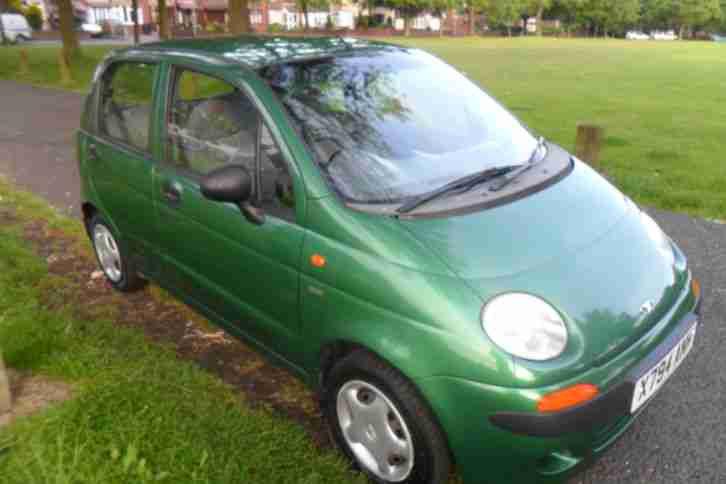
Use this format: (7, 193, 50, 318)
(19, 49, 30, 76)
(0, 353, 11, 416)
(575, 123, 604, 167)
(58, 50, 73, 85)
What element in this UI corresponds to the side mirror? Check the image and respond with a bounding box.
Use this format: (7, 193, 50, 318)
(200, 165, 265, 225)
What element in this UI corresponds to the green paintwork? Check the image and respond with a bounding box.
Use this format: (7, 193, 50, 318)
(77, 36, 700, 484)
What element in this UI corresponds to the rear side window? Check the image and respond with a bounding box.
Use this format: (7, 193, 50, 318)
(98, 62, 156, 153)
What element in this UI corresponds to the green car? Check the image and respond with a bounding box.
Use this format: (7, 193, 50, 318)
(77, 36, 702, 484)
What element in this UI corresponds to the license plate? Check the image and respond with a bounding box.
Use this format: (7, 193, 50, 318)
(630, 324, 697, 413)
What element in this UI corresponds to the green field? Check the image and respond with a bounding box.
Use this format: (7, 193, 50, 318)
(394, 37, 726, 221)
(1, 38, 724, 220)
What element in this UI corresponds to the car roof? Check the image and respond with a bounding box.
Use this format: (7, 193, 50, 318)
(117, 35, 399, 70)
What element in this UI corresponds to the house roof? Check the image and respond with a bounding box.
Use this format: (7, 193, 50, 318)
(130, 34, 396, 69)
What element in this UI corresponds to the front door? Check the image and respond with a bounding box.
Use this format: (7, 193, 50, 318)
(152, 64, 305, 361)
(88, 60, 160, 275)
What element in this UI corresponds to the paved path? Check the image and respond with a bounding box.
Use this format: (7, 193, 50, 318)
(1, 80, 724, 483)
(0, 81, 82, 217)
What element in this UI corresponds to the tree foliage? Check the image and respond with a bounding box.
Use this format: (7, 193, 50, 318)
(485, 0, 526, 35)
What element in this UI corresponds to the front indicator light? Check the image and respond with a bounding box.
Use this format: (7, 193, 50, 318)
(537, 384, 599, 413)
(692, 277, 701, 301)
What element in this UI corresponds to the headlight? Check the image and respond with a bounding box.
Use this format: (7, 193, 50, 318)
(482, 293, 568, 361)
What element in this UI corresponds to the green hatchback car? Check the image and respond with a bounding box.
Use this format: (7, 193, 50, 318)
(78, 36, 702, 484)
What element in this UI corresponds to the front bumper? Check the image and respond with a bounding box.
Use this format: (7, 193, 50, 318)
(415, 282, 701, 484)
(489, 313, 698, 439)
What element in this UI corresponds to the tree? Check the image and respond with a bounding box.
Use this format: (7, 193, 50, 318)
(388, 0, 430, 35)
(602, 0, 639, 34)
(229, 0, 251, 34)
(431, 0, 462, 35)
(56, 0, 79, 60)
(485, 0, 525, 36)
(528, 0, 552, 34)
(467, 0, 490, 34)
(25, 5, 44, 30)
(157, 0, 170, 39)
(676, 0, 721, 36)
(641, 0, 677, 30)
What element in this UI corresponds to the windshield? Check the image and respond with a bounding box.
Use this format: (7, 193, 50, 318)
(262, 48, 537, 204)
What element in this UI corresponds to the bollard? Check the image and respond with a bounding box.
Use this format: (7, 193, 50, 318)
(0, 353, 11, 416)
(575, 123, 604, 168)
(19, 49, 29, 76)
(58, 50, 73, 85)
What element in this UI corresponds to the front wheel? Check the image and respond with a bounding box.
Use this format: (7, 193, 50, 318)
(323, 350, 452, 484)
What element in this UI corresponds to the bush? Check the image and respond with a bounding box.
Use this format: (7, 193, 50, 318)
(356, 15, 369, 29)
(24, 5, 43, 31)
(205, 21, 225, 33)
(325, 15, 334, 30)
(267, 22, 285, 33)
(542, 25, 563, 36)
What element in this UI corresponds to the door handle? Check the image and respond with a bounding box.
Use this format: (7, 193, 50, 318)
(88, 143, 98, 160)
(161, 180, 183, 206)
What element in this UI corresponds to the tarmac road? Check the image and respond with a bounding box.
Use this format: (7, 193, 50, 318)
(0, 79, 724, 483)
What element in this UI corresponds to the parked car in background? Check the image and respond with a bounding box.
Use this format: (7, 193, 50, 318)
(0, 13, 32, 43)
(652, 30, 678, 40)
(100, 18, 126, 38)
(80, 22, 103, 37)
(78, 36, 703, 484)
(626, 30, 650, 40)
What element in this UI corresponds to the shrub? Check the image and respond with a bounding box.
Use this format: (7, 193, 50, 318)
(356, 15, 369, 29)
(24, 5, 43, 31)
(267, 22, 285, 33)
(205, 21, 225, 33)
(325, 15, 334, 30)
(542, 25, 563, 36)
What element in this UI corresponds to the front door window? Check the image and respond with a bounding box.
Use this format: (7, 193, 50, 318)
(166, 68, 295, 222)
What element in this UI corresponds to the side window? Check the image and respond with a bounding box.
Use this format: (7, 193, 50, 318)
(167, 68, 296, 223)
(168, 69, 256, 176)
(98, 62, 156, 152)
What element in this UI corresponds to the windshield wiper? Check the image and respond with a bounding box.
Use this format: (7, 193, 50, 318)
(396, 164, 521, 214)
(489, 137, 547, 192)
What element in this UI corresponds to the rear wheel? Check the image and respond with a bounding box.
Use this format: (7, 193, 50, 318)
(88, 215, 145, 292)
(323, 350, 451, 484)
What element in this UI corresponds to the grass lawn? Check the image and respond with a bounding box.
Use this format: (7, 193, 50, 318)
(0, 182, 364, 484)
(1, 38, 724, 219)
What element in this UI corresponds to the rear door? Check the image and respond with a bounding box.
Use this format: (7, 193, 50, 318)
(152, 63, 306, 362)
(85, 60, 161, 275)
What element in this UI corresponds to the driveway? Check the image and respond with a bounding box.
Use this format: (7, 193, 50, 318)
(0, 80, 724, 483)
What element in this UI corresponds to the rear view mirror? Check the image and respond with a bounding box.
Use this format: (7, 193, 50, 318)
(200, 165, 265, 225)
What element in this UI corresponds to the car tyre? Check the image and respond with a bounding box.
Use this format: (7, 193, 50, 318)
(323, 350, 452, 484)
(88, 214, 145, 292)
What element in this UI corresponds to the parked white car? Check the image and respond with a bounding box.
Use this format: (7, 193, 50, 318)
(651, 30, 678, 40)
(0, 13, 32, 43)
(626, 30, 650, 40)
(80, 23, 103, 37)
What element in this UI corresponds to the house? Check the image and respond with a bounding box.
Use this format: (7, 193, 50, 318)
(85, 0, 151, 27)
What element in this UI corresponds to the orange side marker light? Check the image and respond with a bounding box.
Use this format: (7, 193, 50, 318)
(692, 277, 701, 301)
(310, 254, 326, 268)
